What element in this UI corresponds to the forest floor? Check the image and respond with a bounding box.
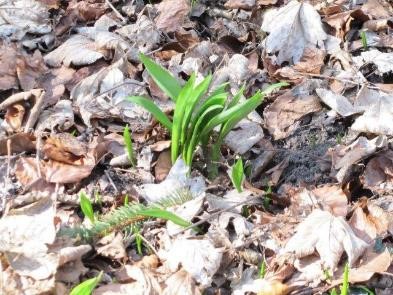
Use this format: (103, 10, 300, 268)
(0, 0, 393, 294)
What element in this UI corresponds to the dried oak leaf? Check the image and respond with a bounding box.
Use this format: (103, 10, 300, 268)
(261, 0, 327, 65)
(284, 209, 368, 271)
(43, 133, 87, 165)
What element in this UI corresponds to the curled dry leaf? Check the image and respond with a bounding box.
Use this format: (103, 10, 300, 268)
(163, 238, 223, 287)
(36, 100, 74, 132)
(261, 0, 327, 64)
(284, 209, 368, 271)
(362, 151, 393, 191)
(263, 81, 322, 140)
(329, 136, 387, 183)
(96, 232, 127, 260)
(43, 133, 87, 165)
(349, 199, 390, 243)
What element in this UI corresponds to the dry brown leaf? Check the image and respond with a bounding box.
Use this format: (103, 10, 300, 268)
(329, 136, 387, 183)
(284, 209, 368, 271)
(263, 82, 322, 140)
(155, 150, 172, 182)
(16, 50, 48, 91)
(349, 200, 390, 243)
(0, 133, 36, 155)
(291, 185, 348, 217)
(225, 0, 256, 10)
(224, 119, 264, 154)
(155, 0, 190, 33)
(36, 100, 74, 132)
(316, 88, 357, 117)
(43, 133, 87, 165)
(361, 0, 392, 19)
(362, 151, 393, 191)
(4, 103, 25, 132)
(261, 0, 327, 64)
(96, 232, 127, 260)
(0, 43, 19, 90)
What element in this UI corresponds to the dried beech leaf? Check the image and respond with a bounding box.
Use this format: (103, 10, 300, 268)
(284, 209, 368, 271)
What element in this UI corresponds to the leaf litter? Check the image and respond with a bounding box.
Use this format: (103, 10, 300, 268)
(0, 0, 393, 294)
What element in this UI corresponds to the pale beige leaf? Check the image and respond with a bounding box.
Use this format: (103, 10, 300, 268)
(284, 209, 368, 271)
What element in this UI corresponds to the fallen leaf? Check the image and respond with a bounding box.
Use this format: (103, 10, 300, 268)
(349, 200, 390, 243)
(224, 119, 264, 154)
(44, 35, 105, 67)
(225, 0, 256, 10)
(362, 151, 393, 190)
(163, 238, 223, 287)
(163, 270, 201, 295)
(263, 81, 322, 140)
(0, 0, 51, 40)
(136, 158, 205, 203)
(353, 49, 393, 75)
(96, 232, 127, 260)
(329, 136, 387, 183)
(316, 88, 357, 117)
(284, 209, 368, 271)
(261, 0, 327, 64)
(4, 103, 25, 132)
(0, 197, 58, 280)
(351, 94, 393, 136)
(43, 133, 87, 165)
(0, 133, 36, 155)
(155, 0, 190, 33)
(36, 100, 75, 132)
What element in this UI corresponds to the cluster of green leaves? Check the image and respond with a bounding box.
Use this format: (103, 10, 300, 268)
(123, 125, 136, 167)
(127, 53, 287, 176)
(64, 190, 194, 241)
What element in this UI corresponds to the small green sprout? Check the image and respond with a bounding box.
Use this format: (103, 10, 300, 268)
(259, 260, 266, 278)
(133, 225, 143, 255)
(80, 192, 95, 224)
(340, 262, 349, 295)
(124, 194, 129, 206)
(70, 271, 103, 295)
(123, 125, 136, 167)
(264, 186, 272, 209)
(360, 30, 368, 50)
(230, 157, 244, 192)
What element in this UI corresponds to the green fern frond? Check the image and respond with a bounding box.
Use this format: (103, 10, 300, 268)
(59, 190, 194, 241)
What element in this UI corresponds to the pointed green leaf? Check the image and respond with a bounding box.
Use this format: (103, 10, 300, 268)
(230, 158, 244, 192)
(80, 192, 95, 224)
(70, 271, 103, 295)
(139, 53, 182, 101)
(126, 96, 173, 131)
(123, 125, 136, 167)
(138, 207, 191, 227)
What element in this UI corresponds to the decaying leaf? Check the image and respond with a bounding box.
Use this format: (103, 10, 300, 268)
(96, 232, 127, 260)
(224, 119, 264, 154)
(362, 151, 393, 191)
(155, 0, 190, 33)
(163, 238, 223, 287)
(263, 81, 322, 140)
(261, 0, 327, 64)
(0, 133, 36, 155)
(316, 88, 357, 117)
(284, 209, 368, 271)
(353, 49, 393, 75)
(0, 197, 58, 280)
(163, 270, 201, 295)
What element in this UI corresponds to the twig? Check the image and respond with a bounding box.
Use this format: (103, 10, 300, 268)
(171, 195, 264, 237)
(104, 170, 119, 193)
(139, 234, 159, 257)
(6, 139, 11, 182)
(105, 0, 127, 23)
(92, 80, 147, 100)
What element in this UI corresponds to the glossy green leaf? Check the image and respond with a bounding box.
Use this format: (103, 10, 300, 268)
(123, 125, 136, 167)
(126, 96, 172, 131)
(231, 158, 244, 192)
(80, 192, 95, 224)
(70, 271, 103, 295)
(139, 53, 181, 101)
